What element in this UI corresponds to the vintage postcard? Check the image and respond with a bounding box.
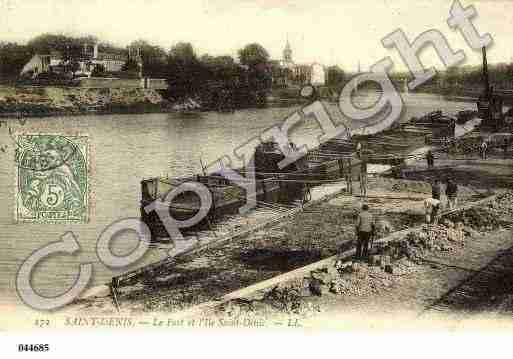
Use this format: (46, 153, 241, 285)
(1, 0, 513, 356)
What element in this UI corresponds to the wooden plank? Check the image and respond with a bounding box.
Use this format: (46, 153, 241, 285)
(353, 194, 428, 201)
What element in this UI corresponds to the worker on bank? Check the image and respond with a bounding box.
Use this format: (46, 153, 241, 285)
(355, 204, 376, 260)
(345, 157, 353, 194)
(356, 141, 362, 159)
(359, 159, 368, 197)
(449, 118, 456, 138)
(445, 178, 459, 210)
(432, 178, 441, 200)
(480, 140, 488, 160)
(424, 197, 441, 224)
(502, 138, 509, 157)
(426, 150, 434, 168)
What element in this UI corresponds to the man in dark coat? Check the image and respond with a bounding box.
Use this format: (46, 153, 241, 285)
(445, 178, 458, 210)
(355, 204, 375, 260)
(426, 150, 434, 168)
(432, 179, 441, 200)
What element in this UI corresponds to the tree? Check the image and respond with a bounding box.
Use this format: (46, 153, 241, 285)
(200, 55, 238, 81)
(27, 33, 98, 58)
(122, 58, 140, 72)
(166, 42, 202, 98)
(0, 42, 32, 79)
(238, 43, 269, 68)
(129, 40, 167, 77)
(237, 43, 271, 92)
(169, 42, 197, 64)
(445, 65, 461, 86)
(326, 65, 345, 87)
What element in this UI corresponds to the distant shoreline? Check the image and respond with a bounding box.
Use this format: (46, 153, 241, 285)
(0, 103, 173, 119)
(0, 101, 311, 119)
(0, 88, 483, 120)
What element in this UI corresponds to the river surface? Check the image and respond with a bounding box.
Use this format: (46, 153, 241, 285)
(0, 92, 474, 307)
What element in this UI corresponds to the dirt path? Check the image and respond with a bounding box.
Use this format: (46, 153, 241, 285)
(196, 192, 513, 330)
(67, 156, 513, 322)
(299, 228, 513, 329)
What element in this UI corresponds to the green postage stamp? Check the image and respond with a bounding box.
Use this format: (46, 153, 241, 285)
(14, 134, 89, 224)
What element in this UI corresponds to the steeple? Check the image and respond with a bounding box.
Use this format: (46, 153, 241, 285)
(283, 36, 292, 63)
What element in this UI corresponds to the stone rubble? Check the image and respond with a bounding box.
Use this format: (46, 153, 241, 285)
(216, 192, 513, 317)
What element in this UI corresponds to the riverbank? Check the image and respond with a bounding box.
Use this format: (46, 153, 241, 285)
(0, 85, 174, 118)
(415, 86, 513, 106)
(59, 151, 513, 327)
(0, 85, 307, 118)
(1, 83, 481, 119)
(190, 155, 513, 329)
(205, 201, 513, 330)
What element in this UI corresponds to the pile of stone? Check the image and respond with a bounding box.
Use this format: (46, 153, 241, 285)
(218, 279, 323, 316)
(490, 192, 513, 219)
(217, 298, 261, 317)
(216, 194, 513, 315)
(446, 206, 500, 231)
(328, 262, 394, 296)
(496, 192, 513, 207)
(444, 192, 513, 231)
(389, 180, 430, 194)
(262, 281, 306, 313)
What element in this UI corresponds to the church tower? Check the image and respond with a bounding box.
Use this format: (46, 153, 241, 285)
(283, 38, 293, 64)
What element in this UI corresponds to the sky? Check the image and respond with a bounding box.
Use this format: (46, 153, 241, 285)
(1, 0, 513, 71)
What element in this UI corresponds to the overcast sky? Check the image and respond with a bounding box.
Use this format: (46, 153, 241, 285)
(1, 0, 513, 71)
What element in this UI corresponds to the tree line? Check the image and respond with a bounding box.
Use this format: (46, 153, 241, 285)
(0, 34, 280, 106)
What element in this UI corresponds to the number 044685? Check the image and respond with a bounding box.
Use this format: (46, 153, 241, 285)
(18, 344, 49, 352)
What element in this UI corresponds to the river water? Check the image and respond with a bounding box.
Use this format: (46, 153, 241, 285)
(0, 92, 474, 307)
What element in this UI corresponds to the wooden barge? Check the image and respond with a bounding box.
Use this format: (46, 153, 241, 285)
(141, 141, 363, 240)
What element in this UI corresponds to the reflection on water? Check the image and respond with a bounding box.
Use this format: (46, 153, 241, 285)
(0, 92, 474, 305)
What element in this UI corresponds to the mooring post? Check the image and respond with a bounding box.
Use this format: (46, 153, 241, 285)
(110, 277, 120, 312)
(206, 215, 218, 238)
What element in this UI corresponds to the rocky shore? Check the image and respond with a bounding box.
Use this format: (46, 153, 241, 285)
(0, 85, 172, 118)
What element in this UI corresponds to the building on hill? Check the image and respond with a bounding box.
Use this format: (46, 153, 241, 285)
(76, 43, 130, 76)
(20, 42, 141, 79)
(20, 51, 66, 78)
(20, 54, 52, 78)
(272, 39, 326, 88)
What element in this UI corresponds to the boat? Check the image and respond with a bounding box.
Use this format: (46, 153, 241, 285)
(140, 141, 363, 240)
(173, 98, 203, 117)
(142, 65, 500, 240)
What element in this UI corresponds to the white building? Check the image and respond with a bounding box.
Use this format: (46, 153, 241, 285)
(20, 43, 134, 79)
(274, 39, 326, 86)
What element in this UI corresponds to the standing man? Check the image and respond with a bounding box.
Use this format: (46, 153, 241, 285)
(502, 138, 509, 157)
(355, 204, 375, 260)
(432, 178, 441, 200)
(356, 141, 363, 159)
(445, 178, 458, 210)
(449, 118, 456, 138)
(345, 157, 353, 194)
(480, 139, 488, 160)
(359, 158, 368, 198)
(424, 197, 441, 224)
(426, 150, 434, 169)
